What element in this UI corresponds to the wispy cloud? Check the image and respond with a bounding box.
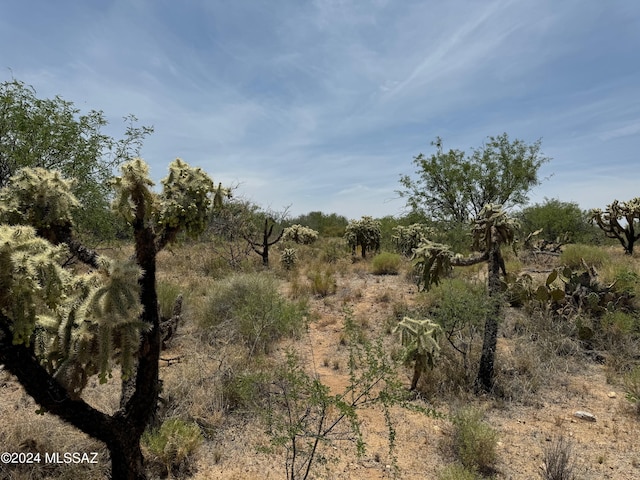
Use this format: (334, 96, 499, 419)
(1, 0, 638, 217)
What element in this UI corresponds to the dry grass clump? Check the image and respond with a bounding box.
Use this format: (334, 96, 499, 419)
(539, 435, 576, 480)
(0, 393, 108, 479)
(444, 406, 499, 476)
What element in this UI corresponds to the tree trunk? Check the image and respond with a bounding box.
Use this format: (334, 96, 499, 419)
(475, 238, 502, 393)
(410, 354, 426, 390)
(107, 431, 147, 480)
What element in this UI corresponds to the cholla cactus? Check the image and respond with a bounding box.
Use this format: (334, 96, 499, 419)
(471, 203, 519, 252)
(280, 247, 298, 270)
(411, 240, 455, 291)
(393, 316, 442, 390)
(344, 216, 381, 258)
(0, 168, 79, 242)
(0, 160, 223, 478)
(0, 224, 144, 395)
(589, 198, 640, 255)
(392, 223, 433, 256)
(283, 224, 319, 244)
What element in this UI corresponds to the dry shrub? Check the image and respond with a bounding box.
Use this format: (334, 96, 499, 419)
(446, 407, 498, 475)
(0, 404, 108, 479)
(540, 435, 576, 480)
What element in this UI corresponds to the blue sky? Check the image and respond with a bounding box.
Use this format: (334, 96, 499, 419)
(2, 0, 639, 219)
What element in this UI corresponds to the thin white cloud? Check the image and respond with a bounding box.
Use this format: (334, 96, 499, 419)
(0, 0, 638, 218)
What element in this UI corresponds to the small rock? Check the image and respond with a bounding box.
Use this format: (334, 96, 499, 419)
(607, 391, 617, 398)
(573, 410, 596, 422)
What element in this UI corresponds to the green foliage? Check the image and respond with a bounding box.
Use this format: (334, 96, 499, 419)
(392, 223, 433, 256)
(142, 418, 202, 476)
(399, 133, 549, 223)
(283, 224, 319, 244)
(450, 407, 498, 474)
(320, 238, 349, 263)
(199, 272, 307, 356)
(559, 244, 609, 270)
(590, 197, 640, 254)
(344, 216, 381, 258)
(0, 79, 153, 238)
(517, 198, 591, 244)
(280, 247, 298, 270)
(427, 279, 489, 376)
(288, 210, 348, 237)
(157, 280, 183, 320)
(371, 252, 402, 275)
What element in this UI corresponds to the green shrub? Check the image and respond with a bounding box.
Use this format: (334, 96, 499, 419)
(308, 268, 337, 297)
(451, 407, 498, 474)
(142, 418, 202, 476)
(517, 198, 592, 243)
(560, 244, 609, 269)
(199, 272, 307, 355)
(157, 280, 183, 320)
(371, 252, 402, 275)
(321, 238, 349, 263)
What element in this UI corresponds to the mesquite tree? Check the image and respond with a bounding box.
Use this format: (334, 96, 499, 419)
(590, 198, 640, 255)
(399, 133, 549, 223)
(0, 158, 222, 479)
(412, 204, 518, 392)
(0, 79, 153, 237)
(344, 216, 381, 258)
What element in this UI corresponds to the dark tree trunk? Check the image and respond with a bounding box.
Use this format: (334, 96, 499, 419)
(410, 354, 427, 391)
(107, 430, 147, 480)
(475, 237, 503, 393)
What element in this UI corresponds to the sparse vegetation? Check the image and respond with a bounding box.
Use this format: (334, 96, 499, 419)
(448, 407, 498, 475)
(371, 251, 402, 275)
(539, 435, 576, 480)
(198, 272, 308, 356)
